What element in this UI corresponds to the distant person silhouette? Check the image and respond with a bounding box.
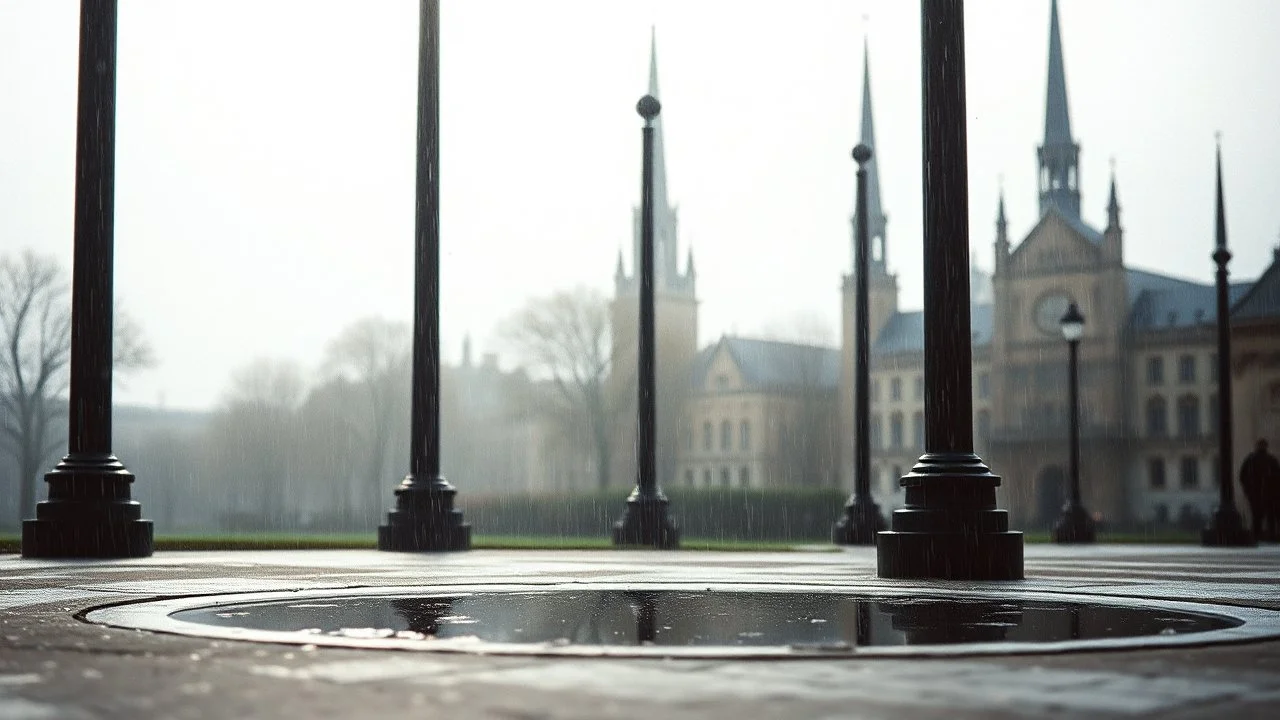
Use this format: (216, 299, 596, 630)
(1240, 439, 1280, 541)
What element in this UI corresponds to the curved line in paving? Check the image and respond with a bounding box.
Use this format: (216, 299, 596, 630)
(83, 582, 1280, 660)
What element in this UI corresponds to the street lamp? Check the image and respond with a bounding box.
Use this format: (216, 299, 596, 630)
(875, 0, 1023, 579)
(833, 143, 884, 545)
(1202, 137, 1254, 547)
(612, 94, 679, 548)
(378, 0, 471, 551)
(1052, 302, 1095, 543)
(22, 0, 154, 558)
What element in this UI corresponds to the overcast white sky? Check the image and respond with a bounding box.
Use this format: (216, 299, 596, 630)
(2, 1, 1279, 410)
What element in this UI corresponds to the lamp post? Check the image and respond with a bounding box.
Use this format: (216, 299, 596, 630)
(613, 94, 679, 548)
(1052, 302, 1095, 543)
(1202, 138, 1254, 547)
(833, 143, 884, 545)
(22, 0, 153, 558)
(875, 0, 1023, 579)
(378, 0, 470, 551)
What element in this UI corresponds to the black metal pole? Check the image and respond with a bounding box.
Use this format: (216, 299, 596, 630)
(1068, 338, 1081, 508)
(613, 95, 678, 548)
(833, 144, 883, 544)
(1202, 139, 1253, 547)
(1053, 308, 1094, 543)
(22, 0, 152, 558)
(378, 0, 470, 551)
(876, 0, 1022, 579)
(638, 113, 657, 500)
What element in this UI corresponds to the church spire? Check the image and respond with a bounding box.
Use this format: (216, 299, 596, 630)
(1037, 0, 1081, 220)
(619, 27, 691, 299)
(648, 26, 672, 225)
(1043, 0, 1072, 147)
(857, 37, 888, 273)
(997, 188, 1008, 238)
(994, 184, 1010, 275)
(1106, 164, 1121, 231)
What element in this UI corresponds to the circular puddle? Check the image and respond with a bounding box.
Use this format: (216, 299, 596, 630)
(85, 583, 1280, 658)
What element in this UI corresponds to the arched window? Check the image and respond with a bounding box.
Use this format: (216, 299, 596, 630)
(702, 422, 712, 451)
(1145, 396, 1167, 437)
(912, 411, 925, 449)
(739, 420, 751, 451)
(739, 466, 750, 487)
(720, 467, 731, 487)
(870, 414, 883, 450)
(720, 420, 732, 451)
(890, 412, 904, 449)
(1176, 395, 1200, 438)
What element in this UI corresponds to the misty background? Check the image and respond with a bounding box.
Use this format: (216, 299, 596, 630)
(3, 0, 1278, 410)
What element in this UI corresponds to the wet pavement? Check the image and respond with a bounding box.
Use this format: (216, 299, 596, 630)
(3, 545, 1280, 718)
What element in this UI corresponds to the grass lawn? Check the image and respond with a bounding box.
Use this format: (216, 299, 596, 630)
(0, 530, 1201, 554)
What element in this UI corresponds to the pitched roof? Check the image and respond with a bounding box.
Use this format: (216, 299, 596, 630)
(1127, 267, 1253, 332)
(871, 304, 994, 356)
(1047, 204, 1103, 244)
(1231, 251, 1280, 322)
(692, 336, 840, 391)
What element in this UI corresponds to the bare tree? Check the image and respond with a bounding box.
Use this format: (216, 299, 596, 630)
(500, 287, 617, 490)
(321, 317, 411, 505)
(0, 250, 153, 523)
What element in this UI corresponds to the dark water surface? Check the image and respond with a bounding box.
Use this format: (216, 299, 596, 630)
(170, 591, 1239, 648)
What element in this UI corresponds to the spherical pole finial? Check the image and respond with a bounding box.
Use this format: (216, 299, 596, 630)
(637, 95, 661, 122)
(852, 143, 873, 165)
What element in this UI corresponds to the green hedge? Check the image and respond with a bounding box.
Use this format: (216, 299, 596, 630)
(461, 488, 848, 542)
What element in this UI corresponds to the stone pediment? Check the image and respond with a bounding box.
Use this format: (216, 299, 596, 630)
(1009, 210, 1102, 276)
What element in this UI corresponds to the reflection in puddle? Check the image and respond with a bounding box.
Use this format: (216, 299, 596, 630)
(173, 591, 1238, 648)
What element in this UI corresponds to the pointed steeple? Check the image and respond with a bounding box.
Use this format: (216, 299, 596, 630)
(857, 37, 888, 273)
(994, 185, 1010, 275)
(1106, 164, 1121, 231)
(996, 189, 1009, 241)
(648, 26, 672, 219)
(1043, 0, 1072, 146)
(1037, 0, 1082, 220)
(1215, 136, 1228, 251)
(619, 27, 692, 299)
(686, 246, 696, 277)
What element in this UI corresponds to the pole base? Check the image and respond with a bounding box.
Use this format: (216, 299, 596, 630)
(21, 454, 153, 559)
(876, 453, 1024, 580)
(1051, 505, 1097, 544)
(832, 496, 885, 545)
(22, 519, 154, 559)
(612, 491, 679, 549)
(877, 530, 1024, 580)
(377, 476, 471, 552)
(1201, 506, 1255, 547)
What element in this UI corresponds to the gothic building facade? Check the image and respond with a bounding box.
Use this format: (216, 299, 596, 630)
(841, 0, 1280, 530)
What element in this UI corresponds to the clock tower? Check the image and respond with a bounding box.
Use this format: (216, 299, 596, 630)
(987, 0, 1129, 529)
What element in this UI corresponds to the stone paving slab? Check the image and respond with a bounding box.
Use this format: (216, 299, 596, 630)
(1, 545, 1279, 719)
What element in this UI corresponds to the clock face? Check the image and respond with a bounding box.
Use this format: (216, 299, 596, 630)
(1034, 292, 1073, 335)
